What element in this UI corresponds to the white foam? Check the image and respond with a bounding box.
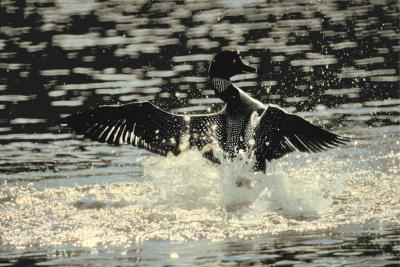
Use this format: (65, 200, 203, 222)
(0, 136, 398, 250)
(140, 149, 341, 219)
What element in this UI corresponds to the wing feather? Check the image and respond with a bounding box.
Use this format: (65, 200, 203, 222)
(255, 106, 349, 162)
(61, 101, 223, 156)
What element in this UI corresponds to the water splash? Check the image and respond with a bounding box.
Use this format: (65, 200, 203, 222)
(140, 149, 340, 218)
(0, 137, 399, 251)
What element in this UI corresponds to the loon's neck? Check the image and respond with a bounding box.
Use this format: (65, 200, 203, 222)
(211, 77, 264, 111)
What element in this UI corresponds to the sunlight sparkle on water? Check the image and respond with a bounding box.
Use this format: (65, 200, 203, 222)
(0, 137, 399, 251)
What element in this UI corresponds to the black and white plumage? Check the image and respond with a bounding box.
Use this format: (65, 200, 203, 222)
(61, 51, 349, 172)
(62, 101, 224, 156)
(211, 78, 232, 94)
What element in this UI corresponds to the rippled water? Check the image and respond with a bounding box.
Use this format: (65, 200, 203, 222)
(0, 0, 399, 266)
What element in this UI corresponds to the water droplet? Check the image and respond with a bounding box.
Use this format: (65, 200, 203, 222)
(170, 252, 179, 259)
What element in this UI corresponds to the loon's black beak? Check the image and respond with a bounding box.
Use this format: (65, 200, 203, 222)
(240, 61, 256, 73)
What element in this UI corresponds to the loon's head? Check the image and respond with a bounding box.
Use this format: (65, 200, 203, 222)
(209, 51, 256, 80)
(209, 51, 256, 96)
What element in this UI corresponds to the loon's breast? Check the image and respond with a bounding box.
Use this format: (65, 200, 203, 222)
(221, 108, 259, 156)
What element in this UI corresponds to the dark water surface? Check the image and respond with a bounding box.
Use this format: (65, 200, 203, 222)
(0, 0, 399, 266)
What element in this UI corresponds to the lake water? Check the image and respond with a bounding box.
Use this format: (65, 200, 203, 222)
(0, 0, 399, 266)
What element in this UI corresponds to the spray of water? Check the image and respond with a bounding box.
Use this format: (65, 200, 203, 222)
(0, 136, 398, 250)
(141, 149, 338, 218)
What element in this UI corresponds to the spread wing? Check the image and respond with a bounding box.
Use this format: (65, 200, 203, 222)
(61, 101, 223, 156)
(255, 106, 349, 162)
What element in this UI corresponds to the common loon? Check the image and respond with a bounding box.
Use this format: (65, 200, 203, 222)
(61, 51, 348, 171)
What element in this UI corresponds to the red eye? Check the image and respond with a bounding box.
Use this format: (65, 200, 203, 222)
(231, 59, 237, 64)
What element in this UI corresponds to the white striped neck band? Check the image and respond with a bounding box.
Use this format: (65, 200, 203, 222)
(211, 78, 232, 94)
